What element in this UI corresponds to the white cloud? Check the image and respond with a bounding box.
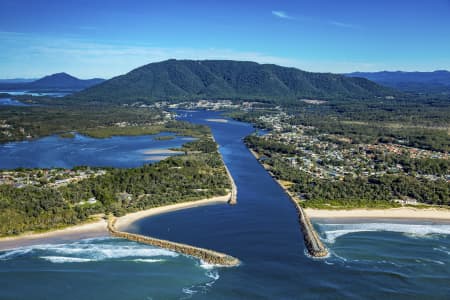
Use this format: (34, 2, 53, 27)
(272, 11, 294, 20)
(329, 20, 360, 29)
(0, 31, 446, 78)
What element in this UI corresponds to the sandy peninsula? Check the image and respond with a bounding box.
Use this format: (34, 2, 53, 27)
(142, 148, 184, 161)
(0, 194, 231, 251)
(142, 149, 184, 155)
(305, 207, 450, 221)
(205, 118, 229, 123)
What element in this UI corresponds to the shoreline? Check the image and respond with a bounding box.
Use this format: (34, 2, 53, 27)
(114, 194, 231, 230)
(0, 194, 231, 251)
(0, 219, 108, 251)
(248, 146, 450, 223)
(305, 207, 450, 221)
(142, 149, 184, 155)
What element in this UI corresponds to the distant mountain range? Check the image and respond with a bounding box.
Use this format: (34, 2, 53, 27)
(0, 78, 36, 84)
(0, 73, 105, 91)
(346, 70, 450, 93)
(74, 59, 391, 103)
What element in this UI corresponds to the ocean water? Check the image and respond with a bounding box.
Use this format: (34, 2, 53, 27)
(1, 110, 449, 299)
(0, 237, 221, 299)
(0, 132, 193, 169)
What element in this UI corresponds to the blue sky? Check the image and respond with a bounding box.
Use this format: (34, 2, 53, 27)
(1, 0, 449, 78)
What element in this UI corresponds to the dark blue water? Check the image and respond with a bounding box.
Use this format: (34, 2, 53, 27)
(130, 111, 450, 299)
(0, 98, 31, 106)
(1, 110, 449, 299)
(0, 132, 193, 169)
(0, 90, 71, 97)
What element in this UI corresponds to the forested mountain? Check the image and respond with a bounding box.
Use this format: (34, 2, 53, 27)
(73, 59, 392, 103)
(346, 70, 450, 93)
(0, 73, 105, 91)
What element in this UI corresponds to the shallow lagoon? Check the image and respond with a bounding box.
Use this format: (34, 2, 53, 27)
(0, 98, 31, 106)
(0, 132, 193, 169)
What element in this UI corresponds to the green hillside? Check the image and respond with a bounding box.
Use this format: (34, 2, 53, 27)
(72, 59, 392, 103)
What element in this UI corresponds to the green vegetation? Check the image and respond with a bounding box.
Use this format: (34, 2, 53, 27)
(59, 132, 75, 139)
(0, 105, 168, 143)
(80, 121, 209, 139)
(0, 135, 231, 236)
(245, 135, 449, 209)
(0, 103, 212, 143)
(70, 59, 391, 104)
(298, 199, 401, 209)
(231, 95, 450, 152)
(154, 135, 175, 141)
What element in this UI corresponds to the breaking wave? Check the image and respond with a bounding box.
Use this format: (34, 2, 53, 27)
(316, 223, 450, 243)
(40, 256, 94, 263)
(180, 268, 221, 299)
(0, 237, 178, 263)
(132, 258, 165, 263)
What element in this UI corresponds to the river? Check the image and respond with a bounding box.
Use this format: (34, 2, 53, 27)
(0, 110, 449, 299)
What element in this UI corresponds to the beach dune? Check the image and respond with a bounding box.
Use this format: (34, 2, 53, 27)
(305, 207, 450, 220)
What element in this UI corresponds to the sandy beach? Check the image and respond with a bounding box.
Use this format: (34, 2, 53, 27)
(0, 218, 108, 251)
(0, 194, 231, 251)
(142, 148, 184, 161)
(205, 118, 229, 123)
(142, 149, 184, 155)
(305, 207, 450, 220)
(249, 146, 450, 223)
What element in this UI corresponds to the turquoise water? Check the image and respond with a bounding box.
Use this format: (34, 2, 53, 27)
(1, 110, 449, 299)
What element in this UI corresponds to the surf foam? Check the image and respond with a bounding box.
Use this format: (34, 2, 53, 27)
(317, 222, 450, 243)
(40, 256, 93, 263)
(0, 237, 179, 263)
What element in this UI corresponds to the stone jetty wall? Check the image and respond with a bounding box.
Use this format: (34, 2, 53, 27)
(248, 148, 328, 258)
(211, 134, 237, 205)
(224, 163, 237, 205)
(108, 216, 240, 266)
(289, 197, 329, 257)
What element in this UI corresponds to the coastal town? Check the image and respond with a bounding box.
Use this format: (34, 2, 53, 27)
(245, 110, 449, 206)
(251, 112, 449, 180)
(0, 168, 107, 189)
(167, 99, 265, 111)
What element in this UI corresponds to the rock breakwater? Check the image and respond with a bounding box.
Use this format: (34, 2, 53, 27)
(108, 216, 240, 266)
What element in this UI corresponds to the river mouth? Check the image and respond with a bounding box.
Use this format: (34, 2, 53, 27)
(1, 110, 450, 299)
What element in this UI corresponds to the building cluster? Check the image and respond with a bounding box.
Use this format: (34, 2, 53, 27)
(168, 100, 262, 111)
(255, 113, 449, 182)
(0, 168, 106, 188)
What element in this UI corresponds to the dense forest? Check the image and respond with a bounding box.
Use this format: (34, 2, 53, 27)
(70, 59, 392, 103)
(0, 137, 231, 236)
